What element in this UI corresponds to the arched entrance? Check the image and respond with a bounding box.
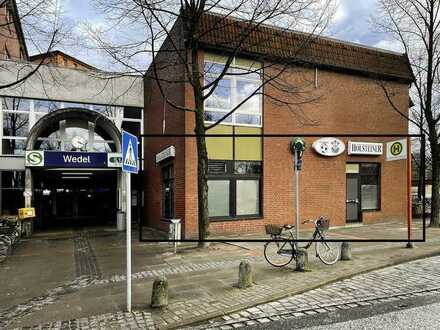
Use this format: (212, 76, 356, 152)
(24, 108, 126, 230)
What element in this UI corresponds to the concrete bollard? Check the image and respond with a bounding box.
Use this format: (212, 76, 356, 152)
(295, 248, 308, 271)
(238, 261, 253, 289)
(151, 276, 168, 308)
(340, 242, 352, 261)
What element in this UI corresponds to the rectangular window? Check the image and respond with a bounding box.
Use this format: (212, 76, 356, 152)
(2, 138, 26, 155)
(208, 160, 261, 219)
(208, 180, 230, 217)
(204, 57, 262, 127)
(236, 180, 259, 215)
(3, 112, 29, 137)
(2, 97, 30, 111)
(360, 163, 380, 211)
(162, 165, 174, 218)
(0, 170, 25, 215)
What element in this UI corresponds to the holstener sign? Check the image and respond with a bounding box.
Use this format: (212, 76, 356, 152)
(347, 141, 383, 155)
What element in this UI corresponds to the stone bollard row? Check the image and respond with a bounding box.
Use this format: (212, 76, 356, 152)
(150, 248, 354, 308)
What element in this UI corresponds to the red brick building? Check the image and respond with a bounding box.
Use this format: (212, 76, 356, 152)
(0, 0, 28, 61)
(30, 50, 98, 71)
(144, 13, 413, 238)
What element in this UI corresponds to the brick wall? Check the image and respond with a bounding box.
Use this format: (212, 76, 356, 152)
(0, 4, 26, 60)
(144, 51, 410, 238)
(143, 19, 188, 235)
(30, 53, 94, 70)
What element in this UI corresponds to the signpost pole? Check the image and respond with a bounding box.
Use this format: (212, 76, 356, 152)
(126, 171, 132, 311)
(406, 137, 413, 248)
(295, 149, 300, 242)
(122, 130, 138, 313)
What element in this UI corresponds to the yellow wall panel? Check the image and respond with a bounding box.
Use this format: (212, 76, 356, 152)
(235, 127, 262, 161)
(206, 125, 233, 160)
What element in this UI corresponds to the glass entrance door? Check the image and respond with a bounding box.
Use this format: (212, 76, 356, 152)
(346, 174, 361, 222)
(34, 170, 117, 229)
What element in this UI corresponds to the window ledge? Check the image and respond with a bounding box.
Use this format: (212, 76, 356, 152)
(209, 215, 263, 222)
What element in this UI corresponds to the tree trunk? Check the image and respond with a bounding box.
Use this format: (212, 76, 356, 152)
(195, 107, 210, 246)
(429, 142, 440, 227)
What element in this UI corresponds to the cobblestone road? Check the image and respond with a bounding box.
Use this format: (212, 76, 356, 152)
(190, 255, 440, 329)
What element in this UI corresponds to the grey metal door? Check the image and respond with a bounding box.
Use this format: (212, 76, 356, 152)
(346, 174, 361, 222)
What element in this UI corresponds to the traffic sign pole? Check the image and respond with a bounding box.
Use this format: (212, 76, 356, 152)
(126, 172, 132, 311)
(121, 130, 138, 313)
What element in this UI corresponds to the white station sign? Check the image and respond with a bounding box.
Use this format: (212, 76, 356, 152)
(156, 146, 176, 163)
(312, 138, 345, 156)
(348, 141, 383, 156)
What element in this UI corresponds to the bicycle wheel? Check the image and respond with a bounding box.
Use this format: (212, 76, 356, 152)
(264, 240, 294, 267)
(316, 240, 340, 265)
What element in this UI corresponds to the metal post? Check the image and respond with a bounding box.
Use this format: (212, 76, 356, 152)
(126, 172, 132, 312)
(406, 137, 413, 248)
(295, 149, 300, 242)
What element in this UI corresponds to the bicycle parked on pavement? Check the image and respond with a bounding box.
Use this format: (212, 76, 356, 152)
(264, 216, 340, 267)
(0, 216, 21, 263)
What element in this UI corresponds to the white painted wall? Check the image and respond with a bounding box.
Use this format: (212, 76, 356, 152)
(0, 60, 143, 107)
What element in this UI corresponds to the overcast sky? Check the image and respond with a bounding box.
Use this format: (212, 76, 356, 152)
(51, 0, 402, 70)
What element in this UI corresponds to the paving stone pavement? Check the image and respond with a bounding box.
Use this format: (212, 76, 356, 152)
(189, 255, 440, 329)
(94, 256, 262, 285)
(0, 256, 261, 329)
(12, 255, 440, 330)
(19, 311, 155, 330)
(73, 232, 101, 279)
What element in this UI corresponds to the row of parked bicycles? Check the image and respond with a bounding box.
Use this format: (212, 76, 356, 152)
(0, 216, 21, 263)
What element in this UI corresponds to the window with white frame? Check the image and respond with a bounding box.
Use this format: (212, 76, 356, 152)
(204, 55, 262, 127)
(0, 96, 144, 155)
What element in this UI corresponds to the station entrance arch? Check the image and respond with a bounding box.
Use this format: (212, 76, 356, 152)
(24, 108, 128, 231)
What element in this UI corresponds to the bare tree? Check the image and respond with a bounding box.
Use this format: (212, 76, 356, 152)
(89, 0, 334, 244)
(374, 0, 440, 227)
(0, 0, 68, 90)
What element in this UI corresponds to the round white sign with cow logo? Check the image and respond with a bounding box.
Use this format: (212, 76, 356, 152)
(312, 138, 345, 157)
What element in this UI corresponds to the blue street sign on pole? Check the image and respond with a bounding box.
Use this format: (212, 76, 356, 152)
(121, 130, 138, 313)
(122, 130, 139, 174)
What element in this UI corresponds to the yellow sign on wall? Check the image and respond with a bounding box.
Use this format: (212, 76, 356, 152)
(18, 208, 35, 219)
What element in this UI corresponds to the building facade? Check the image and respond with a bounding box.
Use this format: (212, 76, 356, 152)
(0, 59, 144, 230)
(144, 13, 413, 238)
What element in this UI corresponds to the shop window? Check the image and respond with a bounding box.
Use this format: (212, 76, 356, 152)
(0, 170, 24, 215)
(162, 165, 174, 219)
(204, 56, 262, 127)
(360, 163, 380, 211)
(208, 160, 262, 219)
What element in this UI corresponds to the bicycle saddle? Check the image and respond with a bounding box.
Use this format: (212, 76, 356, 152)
(283, 224, 294, 229)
